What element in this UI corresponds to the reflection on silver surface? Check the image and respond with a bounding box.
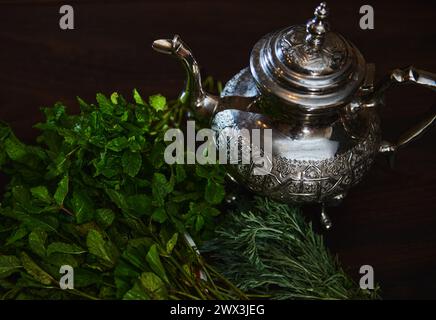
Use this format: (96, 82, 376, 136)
(152, 2, 436, 228)
(274, 138, 339, 161)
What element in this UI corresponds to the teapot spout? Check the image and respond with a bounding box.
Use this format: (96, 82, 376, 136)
(152, 35, 219, 121)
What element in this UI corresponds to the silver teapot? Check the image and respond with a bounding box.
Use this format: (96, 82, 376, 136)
(152, 2, 435, 228)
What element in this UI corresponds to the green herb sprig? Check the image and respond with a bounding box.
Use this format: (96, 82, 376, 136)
(0, 90, 242, 300)
(203, 197, 380, 300)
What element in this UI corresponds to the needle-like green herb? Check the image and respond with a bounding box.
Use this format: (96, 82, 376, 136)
(203, 197, 380, 300)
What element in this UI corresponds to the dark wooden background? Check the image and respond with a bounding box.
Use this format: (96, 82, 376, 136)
(0, 0, 435, 299)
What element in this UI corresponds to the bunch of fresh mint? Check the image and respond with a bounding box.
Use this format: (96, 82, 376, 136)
(0, 90, 244, 300)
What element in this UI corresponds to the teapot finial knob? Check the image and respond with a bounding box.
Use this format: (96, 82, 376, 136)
(306, 2, 330, 48)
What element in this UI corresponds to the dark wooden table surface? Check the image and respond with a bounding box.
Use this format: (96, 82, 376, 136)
(0, 0, 435, 299)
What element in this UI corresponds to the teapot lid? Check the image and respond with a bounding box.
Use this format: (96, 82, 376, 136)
(250, 2, 366, 112)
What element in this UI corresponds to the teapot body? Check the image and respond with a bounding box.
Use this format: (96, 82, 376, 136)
(214, 68, 382, 204)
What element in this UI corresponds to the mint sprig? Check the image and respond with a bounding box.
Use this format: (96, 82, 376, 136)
(0, 90, 243, 300)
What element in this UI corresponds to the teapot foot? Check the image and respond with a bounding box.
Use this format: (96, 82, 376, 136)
(320, 204, 333, 230)
(379, 140, 396, 169)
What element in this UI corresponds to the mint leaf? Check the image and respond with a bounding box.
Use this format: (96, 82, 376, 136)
(205, 179, 225, 205)
(139, 272, 167, 299)
(133, 89, 145, 105)
(122, 150, 142, 177)
(86, 230, 119, 267)
(150, 142, 165, 169)
(123, 282, 150, 300)
(12, 185, 31, 206)
(74, 269, 103, 288)
(47, 253, 78, 268)
(166, 233, 178, 255)
(127, 195, 152, 216)
(187, 201, 220, 233)
(195, 215, 205, 232)
(120, 111, 129, 122)
(20, 252, 53, 285)
(4, 137, 27, 161)
(146, 244, 168, 284)
(105, 189, 128, 212)
(30, 186, 52, 204)
(47, 242, 86, 255)
(96, 93, 114, 114)
(123, 279, 151, 301)
(6, 227, 28, 246)
(28, 230, 47, 257)
(71, 190, 94, 224)
(54, 175, 69, 206)
(95, 209, 115, 228)
(77, 96, 91, 112)
(152, 173, 172, 206)
(106, 137, 129, 152)
(152, 207, 167, 223)
(149, 94, 166, 111)
(123, 272, 168, 300)
(195, 165, 212, 179)
(175, 165, 187, 183)
(110, 92, 119, 105)
(0, 256, 22, 279)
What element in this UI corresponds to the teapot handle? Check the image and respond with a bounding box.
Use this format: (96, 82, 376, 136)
(372, 66, 436, 154)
